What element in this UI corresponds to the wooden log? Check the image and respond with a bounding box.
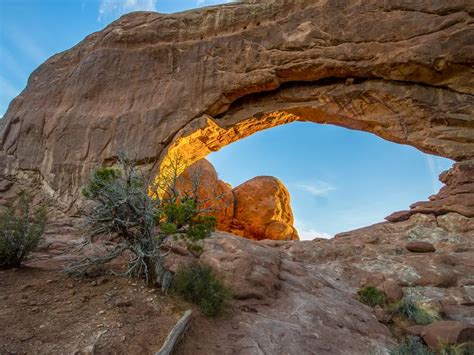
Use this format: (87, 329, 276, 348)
(156, 309, 192, 355)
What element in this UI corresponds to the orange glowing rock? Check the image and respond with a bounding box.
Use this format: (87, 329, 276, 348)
(178, 160, 299, 241)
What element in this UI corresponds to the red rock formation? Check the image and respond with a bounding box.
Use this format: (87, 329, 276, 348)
(231, 176, 299, 241)
(177, 160, 299, 241)
(173, 159, 234, 230)
(387, 160, 474, 222)
(0, 1, 472, 221)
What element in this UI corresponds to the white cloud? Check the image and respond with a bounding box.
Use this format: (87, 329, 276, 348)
(196, 0, 234, 6)
(294, 219, 333, 241)
(295, 180, 335, 197)
(298, 228, 333, 240)
(424, 155, 453, 194)
(98, 0, 157, 21)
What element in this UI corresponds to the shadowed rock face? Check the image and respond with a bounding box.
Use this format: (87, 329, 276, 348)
(0, 0, 473, 220)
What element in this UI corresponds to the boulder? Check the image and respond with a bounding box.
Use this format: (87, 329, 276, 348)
(177, 161, 299, 241)
(231, 176, 299, 241)
(378, 280, 403, 302)
(420, 321, 474, 350)
(406, 241, 436, 253)
(175, 159, 234, 230)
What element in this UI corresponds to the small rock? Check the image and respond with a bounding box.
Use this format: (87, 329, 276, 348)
(115, 300, 133, 308)
(406, 241, 436, 253)
(374, 305, 391, 324)
(98, 310, 105, 315)
(378, 280, 403, 302)
(405, 325, 424, 336)
(420, 320, 474, 350)
(46, 279, 57, 284)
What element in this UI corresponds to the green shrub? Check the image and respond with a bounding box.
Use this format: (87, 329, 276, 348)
(172, 262, 231, 317)
(69, 153, 218, 287)
(81, 167, 120, 198)
(390, 297, 439, 325)
(159, 198, 216, 253)
(389, 336, 434, 355)
(0, 191, 47, 268)
(359, 286, 386, 307)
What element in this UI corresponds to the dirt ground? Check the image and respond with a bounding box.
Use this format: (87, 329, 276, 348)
(0, 261, 188, 354)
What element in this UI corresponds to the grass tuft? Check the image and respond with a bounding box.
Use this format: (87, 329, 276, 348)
(389, 336, 434, 355)
(172, 262, 231, 317)
(390, 297, 440, 325)
(359, 286, 386, 307)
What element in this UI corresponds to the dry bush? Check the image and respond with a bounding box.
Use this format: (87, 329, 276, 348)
(66, 152, 222, 288)
(0, 191, 47, 268)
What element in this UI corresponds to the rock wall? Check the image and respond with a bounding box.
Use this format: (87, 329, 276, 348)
(0, 0, 473, 221)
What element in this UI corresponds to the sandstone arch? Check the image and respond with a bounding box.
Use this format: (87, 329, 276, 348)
(0, 0, 473, 219)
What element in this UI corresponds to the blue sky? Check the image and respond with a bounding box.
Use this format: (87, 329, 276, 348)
(0, 0, 453, 239)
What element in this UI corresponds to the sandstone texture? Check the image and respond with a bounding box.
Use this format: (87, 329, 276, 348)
(178, 159, 299, 240)
(174, 159, 234, 230)
(420, 321, 474, 350)
(1, 1, 474, 353)
(231, 176, 298, 240)
(1, 0, 473, 223)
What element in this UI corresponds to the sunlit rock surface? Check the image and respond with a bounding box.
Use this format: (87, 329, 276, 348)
(177, 159, 299, 241)
(1, 0, 473, 221)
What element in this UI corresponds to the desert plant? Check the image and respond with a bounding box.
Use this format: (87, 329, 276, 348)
(390, 296, 440, 325)
(439, 342, 473, 355)
(359, 286, 386, 307)
(66, 152, 221, 288)
(0, 191, 47, 268)
(172, 262, 231, 317)
(389, 336, 434, 355)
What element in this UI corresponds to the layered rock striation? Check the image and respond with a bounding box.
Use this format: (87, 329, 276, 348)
(0, 0, 473, 223)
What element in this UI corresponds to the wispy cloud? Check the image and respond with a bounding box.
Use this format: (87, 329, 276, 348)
(424, 155, 453, 194)
(6, 27, 48, 65)
(98, 0, 157, 21)
(295, 180, 336, 197)
(196, 0, 234, 6)
(0, 46, 28, 82)
(0, 76, 21, 99)
(294, 219, 332, 240)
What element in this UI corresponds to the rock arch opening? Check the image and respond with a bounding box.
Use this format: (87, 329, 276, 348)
(154, 96, 459, 241)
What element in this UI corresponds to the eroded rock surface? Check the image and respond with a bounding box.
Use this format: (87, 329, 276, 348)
(163, 233, 394, 354)
(1, 0, 473, 219)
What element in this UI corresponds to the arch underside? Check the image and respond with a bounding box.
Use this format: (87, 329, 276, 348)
(158, 79, 473, 178)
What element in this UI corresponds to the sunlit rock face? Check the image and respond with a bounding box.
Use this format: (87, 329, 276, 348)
(0, 0, 473, 222)
(177, 159, 299, 241)
(173, 159, 235, 231)
(231, 176, 299, 241)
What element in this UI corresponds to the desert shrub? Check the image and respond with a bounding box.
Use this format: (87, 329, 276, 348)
(359, 286, 386, 307)
(390, 297, 440, 325)
(172, 262, 231, 317)
(159, 198, 216, 253)
(0, 191, 47, 268)
(439, 343, 474, 355)
(67, 152, 219, 288)
(389, 336, 434, 355)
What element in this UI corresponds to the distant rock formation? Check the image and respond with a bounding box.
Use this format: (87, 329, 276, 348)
(177, 159, 299, 241)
